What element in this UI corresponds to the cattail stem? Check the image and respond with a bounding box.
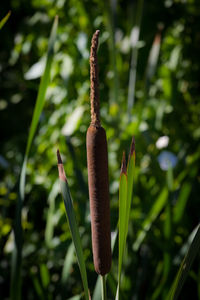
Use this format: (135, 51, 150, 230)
(86, 30, 111, 276)
(101, 275, 107, 300)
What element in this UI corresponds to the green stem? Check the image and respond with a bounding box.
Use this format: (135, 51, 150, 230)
(101, 275, 107, 300)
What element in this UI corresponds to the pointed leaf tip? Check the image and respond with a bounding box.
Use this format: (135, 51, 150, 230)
(121, 152, 127, 175)
(57, 149, 62, 164)
(56, 150, 67, 182)
(130, 136, 135, 156)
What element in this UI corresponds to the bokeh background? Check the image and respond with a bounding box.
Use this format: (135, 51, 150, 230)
(0, 0, 200, 299)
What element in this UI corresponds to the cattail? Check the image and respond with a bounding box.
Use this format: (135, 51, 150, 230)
(86, 30, 111, 275)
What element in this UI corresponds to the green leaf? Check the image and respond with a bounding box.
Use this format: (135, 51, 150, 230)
(31, 274, 45, 300)
(45, 179, 60, 248)
(145, 30, 161, 90)
(116, 138, 135, 299)
(92, 276, 101, 300)
(125, 139, 135, 249)
(133, 187, 168, 251)
(173, 182, 192, 223)
(127, 0, 144, 114)
(167, 224, 200, 300)
(118, 153, 128, 288)
(0, 11, 11, 30)
(10, 16, 58, 300)
(61, 242, 74, 285)
(40, 264, 50, 289)
(57, 150, 89, 300)
(19, 15, 58, 201)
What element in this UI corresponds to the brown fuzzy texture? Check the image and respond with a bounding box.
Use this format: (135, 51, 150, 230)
(90, 30, 100, 127)
(86, 30, 111, 275)
(87, 125, 111, 275)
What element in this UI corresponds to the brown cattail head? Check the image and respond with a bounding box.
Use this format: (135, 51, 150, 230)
(90, 30, 100, 127)
(86, 30, 111, 275)
(87, 126, 111, 275)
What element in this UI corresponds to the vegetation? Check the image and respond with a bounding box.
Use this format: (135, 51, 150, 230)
(0, 0, 200, 299)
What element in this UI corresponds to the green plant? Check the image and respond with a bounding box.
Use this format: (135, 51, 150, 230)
(10, 16, 58, 300)
(56, 30, 200, 300)
(1, 1, 200, 299)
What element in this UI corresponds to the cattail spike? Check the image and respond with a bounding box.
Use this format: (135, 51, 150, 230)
(90, 30, 100, 127)
(87, 30, 111, 276)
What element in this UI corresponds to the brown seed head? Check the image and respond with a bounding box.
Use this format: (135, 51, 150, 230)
(90, 30, 100, 127)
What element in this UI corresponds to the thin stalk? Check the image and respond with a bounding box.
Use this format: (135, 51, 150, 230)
(163, 167, 173, 297)
(127, 0, 144, 118)
(103, 1, 118, 105)
(101, 275, 107, 300)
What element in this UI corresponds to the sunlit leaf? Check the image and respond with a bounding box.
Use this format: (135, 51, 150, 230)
(0, 11, 11, 30)
(167, 224, 200, 300)
(117, 138, 135, 299)
(11, 16, 58, 300)
(57, 150, 89, 300)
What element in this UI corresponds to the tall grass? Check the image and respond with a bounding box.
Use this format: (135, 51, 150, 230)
(127, 0, 144, 115)
(7, 5, 200, 300)
(10, 16, 58, 300)
(57, 150, 89, 300)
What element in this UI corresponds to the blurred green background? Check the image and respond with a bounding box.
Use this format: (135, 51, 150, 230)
(0, 0, 200, 299)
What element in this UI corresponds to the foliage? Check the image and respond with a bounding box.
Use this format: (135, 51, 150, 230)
(0, 0, 200, 299)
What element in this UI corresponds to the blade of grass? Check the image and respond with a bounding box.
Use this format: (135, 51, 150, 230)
(174, 225, 199, 265)
(173, 182, 192, 224)
(116, 138, 135, 299)
(45, 179, 60, 248)
(0, 11, 11, 30)
(167, 224, 200, 300)
(61, 242, 74, 285)
(31, 273, 45, 300)
(133, 187, 168, 251)
(162, 167, 174, 298)
(103, 1, 118, 105)
(57, 150, 89, 300)
(144, 29, 162, 92)
(10, 16, 58, 300)
(20, 15, 58, 200)
(127, 0, 144, 116)
(118, 152, 128, 292)
(92, 276, 101, 300)
(40, 263, 50, 289)
(124, 137, 135, 249)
